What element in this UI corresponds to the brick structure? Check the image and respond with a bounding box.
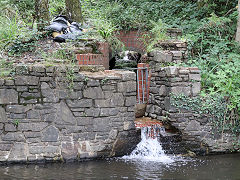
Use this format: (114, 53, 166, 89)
(76, 42, 110, 70)
(76, 29, 182, 70)
(117, 31, 147, 54)
(117, 29, 182, 54)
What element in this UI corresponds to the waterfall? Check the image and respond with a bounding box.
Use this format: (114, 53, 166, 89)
(122, 125, 174, 163)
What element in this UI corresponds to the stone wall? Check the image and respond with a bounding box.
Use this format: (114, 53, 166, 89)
(0, 64, 139, 163)
(146, 66, 238, 154)
(148, 40, 188, 65)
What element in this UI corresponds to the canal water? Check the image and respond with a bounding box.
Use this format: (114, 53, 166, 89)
(0, 127, 239, 179)
(0, 154, 239, 180)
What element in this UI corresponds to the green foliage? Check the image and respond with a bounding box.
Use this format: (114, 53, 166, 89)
(143, 19, 169, 52)
(0, 59, 15, 77)
(93, 18, 117, 40)
(0, 0, 34, 23)
(171, 94, 240, 135)
(184, 12, 240, 126)
(49, 0, 66, 18)
(82, 0, 213, 30)
(91, 18, 125, 55)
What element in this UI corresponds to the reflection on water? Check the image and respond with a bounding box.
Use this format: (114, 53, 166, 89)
(0, 153, 239, 179)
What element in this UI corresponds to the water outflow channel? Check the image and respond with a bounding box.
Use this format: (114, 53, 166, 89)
(123, 123, 174, 163)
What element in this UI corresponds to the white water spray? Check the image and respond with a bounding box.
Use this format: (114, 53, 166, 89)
(122, 126, 174, 163)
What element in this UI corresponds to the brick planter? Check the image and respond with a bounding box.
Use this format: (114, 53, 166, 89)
(76, 42, 110, 70)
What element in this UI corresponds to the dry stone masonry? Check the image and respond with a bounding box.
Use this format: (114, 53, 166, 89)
(0, 65, 139, 163)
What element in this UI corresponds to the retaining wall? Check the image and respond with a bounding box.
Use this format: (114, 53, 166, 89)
(146, 66, 238, 154)
(0, 64, 139, 163)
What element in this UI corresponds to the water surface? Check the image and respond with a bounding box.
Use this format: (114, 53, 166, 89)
(0, 153, 239, 180)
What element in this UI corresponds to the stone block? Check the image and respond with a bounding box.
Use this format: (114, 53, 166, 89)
(109, 129, 118, 140)
(100, 108, 119, 117)
(166, 66, 178, 76)
(41, 82, 58, 103)
(94, 99, 111, 108)
(123, 121, 135, 130)
(66, 99, 92, 108)
(26, 138, 40, 143)
(9, 113, 26, 119)
(159, 85, 167, 96)
(61, 141, 79, 160)
(85, 108, 100, 117)
(42, 113, 56, 123)
(192, 82, 201, 96)
(171, 50, 183, 57)
(32, 65, 45, 73)
(21, 92, 41, 99)
(5, 80, 14, 86)
(5, 123, 17, 132)
(73, 112, 84, 117)
(171, 86, 191, 96)
(8, 143, 28, 162)
(117, 81, 136, 93)
(153, 50, 173, 62)
(179, 68, 190, 74)
(0, 143, 13, 151)
(29, 146, 60, 155)
(93, 118, 111, 132)
(76, 117, 93, 126)
(146, 104, 154, 114)
(20, 98, 38, 104)
(73, 132, 95, 141)
(0, 79, 4, 86)
(0, 107, 7, 123)
(73, 74, 85, 81)
(24, 132, 41, 138)
(15, 76, 39, 86)
(0, 89, 18, 104)
(73, 82, 84, 90)
(189, 73, 201, 81)
(135, 104, 146, 118)
(66, 126, 85, 133)
(110, 93, 125, 106)
(169, 77, 182, 82)
(83, 87, 104, 99)
(56, 101, 76, 125)
(189, 67, 201, 74)
(117, 71, 136, 81)
(185, 120, 201, 131)
(27, 110, 41, 119)
(40, 77, 52, 82)
(150, 87, 159, 94)
(2, 132, 25, 142)
(102, 85, 116, 91)
(87, 79, 100, 87)
(125, 96, 136, 106)
(6, 105, 32, 114)
(18, 122, 48, 131)
(41, 125, 59, 142)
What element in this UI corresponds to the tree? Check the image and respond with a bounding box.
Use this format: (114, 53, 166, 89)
(35, 0, 50, 30)
(65, 0, 83, 23)
(235, 0, 240, 42)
